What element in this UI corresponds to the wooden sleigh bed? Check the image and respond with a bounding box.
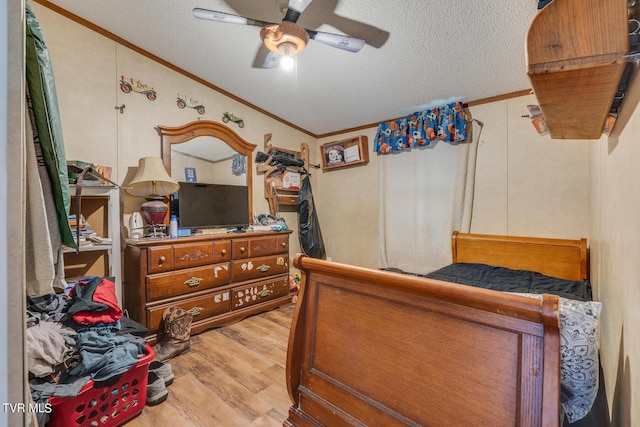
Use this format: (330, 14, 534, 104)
(285, 232, 599, 427)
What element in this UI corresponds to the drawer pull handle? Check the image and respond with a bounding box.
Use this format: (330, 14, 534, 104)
(281, 242, 287, 248)
(257, 264, 270, 272)
(187, 306, 204, 316)
(240, 246, 246, 253)
(184, 276, 204, 287)
(221, 249, 227, 256)
(159, 256, 166, 265)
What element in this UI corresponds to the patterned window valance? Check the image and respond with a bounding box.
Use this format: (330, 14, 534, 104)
(373, 102, 467, 154)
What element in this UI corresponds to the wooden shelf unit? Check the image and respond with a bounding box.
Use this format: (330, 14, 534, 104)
(64, 184, 123, 304)
(526, 0, 629, 139)
(257, 133, 309, 216)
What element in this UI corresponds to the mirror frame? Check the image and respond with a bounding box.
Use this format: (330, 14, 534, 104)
(158, 120, 257, 220)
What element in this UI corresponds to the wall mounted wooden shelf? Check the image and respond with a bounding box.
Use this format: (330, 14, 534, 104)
(320, 135, 369, 171)
(257, 134, 309, 216)
(526, 0, 629, 139)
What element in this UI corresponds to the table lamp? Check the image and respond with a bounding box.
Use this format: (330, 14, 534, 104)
(126, 157, 179, 237)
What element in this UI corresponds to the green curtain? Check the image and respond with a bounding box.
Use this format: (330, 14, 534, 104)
(25, 2, 75, 248)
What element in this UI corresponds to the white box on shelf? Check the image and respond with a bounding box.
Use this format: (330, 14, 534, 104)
(283, 172, 300, 189)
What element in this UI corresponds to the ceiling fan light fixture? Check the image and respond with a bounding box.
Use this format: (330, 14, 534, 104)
(280, 55, 295, 70)
(260, 21, 309, 56)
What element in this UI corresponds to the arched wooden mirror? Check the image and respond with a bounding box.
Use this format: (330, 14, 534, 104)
(158, 120, 257, 222)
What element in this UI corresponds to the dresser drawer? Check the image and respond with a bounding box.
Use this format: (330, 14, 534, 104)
(275, 234, 289, 254)
(173, 241, 215, 269)
(232, 275, 290, 310)
(214, 240, 232, 262)
(147, 289, 231, 334)
(232, 234, 289, 259)
(148, 245, 174, 273)
(146, 263, 230, 301)
(232, 238, 249, 259)
(231, 255, 289, 282)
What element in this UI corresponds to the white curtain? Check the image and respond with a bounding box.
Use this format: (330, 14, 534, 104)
(378, 121, 480, 274)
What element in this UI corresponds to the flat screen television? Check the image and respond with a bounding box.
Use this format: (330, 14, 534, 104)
(170, 182, 250, 229)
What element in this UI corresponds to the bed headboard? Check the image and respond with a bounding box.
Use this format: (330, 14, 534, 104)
(451, 232, 588, 281)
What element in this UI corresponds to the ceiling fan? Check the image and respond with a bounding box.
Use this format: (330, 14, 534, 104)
(193, 0, 366, 68)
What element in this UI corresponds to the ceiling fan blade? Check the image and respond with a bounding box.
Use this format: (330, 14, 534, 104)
(287, 0, 313, 14)
(307, 30, 365, 53)
(262, 51, 282, 69)
(281, 0, 313, 23)
(192, 8, 271, 27)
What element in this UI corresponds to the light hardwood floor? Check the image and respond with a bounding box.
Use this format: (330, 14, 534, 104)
(125, 304, 295, 427)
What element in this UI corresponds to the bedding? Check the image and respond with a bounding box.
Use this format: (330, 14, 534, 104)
(517, 293, 601, 423)
(425, 263, 601, 423)
(424, 262, 592, 301)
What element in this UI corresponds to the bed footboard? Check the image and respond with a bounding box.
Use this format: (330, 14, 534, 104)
(285, 254, 561, 427)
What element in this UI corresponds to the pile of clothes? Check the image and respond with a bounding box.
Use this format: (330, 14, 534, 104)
(27, 277, 148, 426)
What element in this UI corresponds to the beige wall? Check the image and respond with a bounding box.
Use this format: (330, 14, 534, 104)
(314, 94, 591, 269)
(315, 129, 380, 267)
(32, 3, 314, 260)
(31, 3, 640, 423)
(34, 3, 592, 270)
(469, 94, 591, 239)
(590, 65, 640, 425)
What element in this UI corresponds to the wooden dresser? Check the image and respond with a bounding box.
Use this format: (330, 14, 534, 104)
(123, 230, 292, 343)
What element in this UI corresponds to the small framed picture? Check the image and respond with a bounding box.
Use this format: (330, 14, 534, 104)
(320, 135, 369, 171)
(184, 167, 197, 182)
(232, 153, 247, 176)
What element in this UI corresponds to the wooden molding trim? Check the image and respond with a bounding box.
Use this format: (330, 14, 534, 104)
(31, 0, 315, 138)
(33, 1, 535, 140)
(316, 89, 534, 139)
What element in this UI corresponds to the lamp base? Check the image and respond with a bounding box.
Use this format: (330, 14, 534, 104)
(140, 198, 168, 238)
(144, 224, 168, 239)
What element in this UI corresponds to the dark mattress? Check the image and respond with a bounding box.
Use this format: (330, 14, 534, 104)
(423, 262, 606, 426)
(424, 262, 592, 301)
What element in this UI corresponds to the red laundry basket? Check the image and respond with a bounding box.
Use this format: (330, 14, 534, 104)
(47, 344, 154, 427)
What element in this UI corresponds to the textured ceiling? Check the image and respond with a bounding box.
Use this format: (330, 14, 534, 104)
(43, 0, 538, 136)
